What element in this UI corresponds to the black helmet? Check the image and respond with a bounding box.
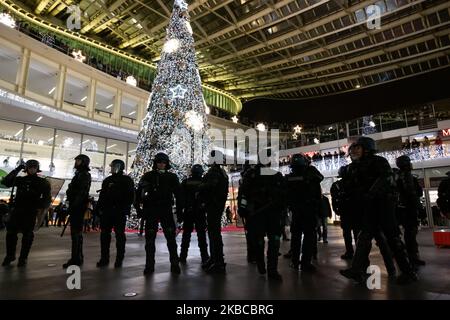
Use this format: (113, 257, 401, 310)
(153, 152, 171, 170)
(25, 159, 41, 172)
(110, 159, 125, 174)
(396, 155, 412, 171)
(355, 136, 377, 153)
(338, 165, 347, 178)
(74, 154, 90, 169)
(191, 164, 204, 177)
(209, 149, 224, 165)
(290, 153, 309, 169)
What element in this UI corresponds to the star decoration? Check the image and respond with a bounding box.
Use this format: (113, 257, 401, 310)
(169, 85, 187, 99)
(231, 116, 238, 123)
(293, 125, 302, 134)
(71, 50, 86, 63)
(175, 0, 188, 11)
(292, 133, 298, 140)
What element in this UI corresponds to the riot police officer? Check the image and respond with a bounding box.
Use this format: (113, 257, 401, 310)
(394, 155, 425, 267)
(96, 159, 135, 268)
(330, 165, 358, 259)
(63, 154, 92, 268)
(1, 160, 51, 267)
(179, 164, 209, 265)
(237, 161, 255, 264)
(437, 171, 450, 219)
(340, 137, 417, 284)
(239, 163, 286, 280)
(135, 153, 182, 275)
(285, 154, 323, 272)
(200, 150, 229, 274)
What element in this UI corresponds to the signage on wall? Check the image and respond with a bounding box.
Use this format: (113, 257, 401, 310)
(442, 129, 450, 137)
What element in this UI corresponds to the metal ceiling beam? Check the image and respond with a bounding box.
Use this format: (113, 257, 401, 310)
(211, 0, 424, 64)
(205, 1, 449, 82)
(237, 52, 450, 98)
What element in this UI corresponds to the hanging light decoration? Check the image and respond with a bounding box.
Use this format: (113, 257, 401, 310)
(126, 75, 137, 87)
(0, 12, 16, 28)
(293, 125, 302, 134)
(184, 110, 203, 132)
(231, 116, 239, 123)
(256, 123, 266, 132)
(71, 50, 86, 63)
(163, 39, 180, 53)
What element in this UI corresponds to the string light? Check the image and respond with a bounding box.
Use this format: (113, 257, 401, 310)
(184, 110, 203, 132)
(163, 39, 180, 53)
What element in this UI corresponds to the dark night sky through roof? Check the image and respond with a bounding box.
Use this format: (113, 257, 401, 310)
(241, 67, 450, 125)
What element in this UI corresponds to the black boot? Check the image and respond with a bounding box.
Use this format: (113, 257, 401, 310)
(115, 231, 126, 268)
(2, 232, 18, 266)
(17, 231, 34, 267)
(63, 234, 83, 269)
(267, 271, 283, 281)
(171, 262, 181, 274)
(97, 232, 111, 267)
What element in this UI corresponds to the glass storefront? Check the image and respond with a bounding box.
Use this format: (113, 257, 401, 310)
(0, 117, 137, 202)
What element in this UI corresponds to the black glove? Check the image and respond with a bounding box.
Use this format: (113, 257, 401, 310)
(16, 164, 25, 172)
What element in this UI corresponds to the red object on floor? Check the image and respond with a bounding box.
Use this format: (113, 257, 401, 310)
(433, 228, 450, 247)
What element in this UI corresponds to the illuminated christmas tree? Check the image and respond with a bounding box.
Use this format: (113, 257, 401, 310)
(132, 0, 210, 181)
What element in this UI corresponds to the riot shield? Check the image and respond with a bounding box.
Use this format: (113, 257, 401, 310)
(34, 177, 65, 231)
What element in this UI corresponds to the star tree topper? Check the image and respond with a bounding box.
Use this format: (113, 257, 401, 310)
(175, 0, 188, 11)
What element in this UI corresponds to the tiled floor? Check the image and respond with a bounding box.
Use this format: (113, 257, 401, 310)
(0, 226, 448, 300)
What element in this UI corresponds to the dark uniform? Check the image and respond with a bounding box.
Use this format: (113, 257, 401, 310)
(2, 161, 51, 267)
(239, 165, 286, 280)
(394, 155, 425, 267)
(317, 195, 331, 243)
(286, 154, 323, 272)
(135, 153, 182, 275)
(437, 171, 450, 219)
(340, 137, 417, 285)
(63, 155, 92, 268)
(330, 166, 359, 259)
(179, 165, 209, 264)
(200, 154, 229, 274)
(96, 160, 135, 268)
(237, 162, 255, 263)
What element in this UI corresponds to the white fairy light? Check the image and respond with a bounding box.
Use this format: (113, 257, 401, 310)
(256, 123, 266, 132)
(126, 75, 137, 87)
(163, 39, 180, 53)
(174, 0, 188, 11)
(185, 21, 193, 34)
(184, 110, 203, 132)
(0, 12, 16, 28)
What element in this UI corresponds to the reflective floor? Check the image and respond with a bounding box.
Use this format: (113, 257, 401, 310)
(0, 226, 449, 300)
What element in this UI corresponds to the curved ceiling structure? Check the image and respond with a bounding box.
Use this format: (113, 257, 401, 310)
(3, 0, 450, 101)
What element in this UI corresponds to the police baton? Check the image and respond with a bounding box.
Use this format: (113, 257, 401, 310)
(60, 215, 70, 237)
